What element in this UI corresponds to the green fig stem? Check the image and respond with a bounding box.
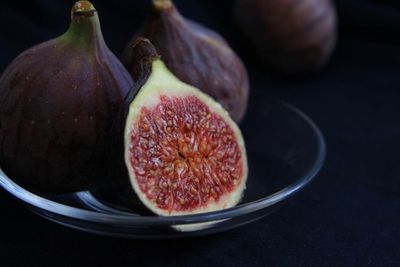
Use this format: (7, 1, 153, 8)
(71, 1, 97, 21)
(152, 0, 174, 10)
(61, 1, 104, 47)
(151, 0, 184, 25)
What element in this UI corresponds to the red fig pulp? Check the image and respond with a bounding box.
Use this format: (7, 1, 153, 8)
(129, 94, 245, 213)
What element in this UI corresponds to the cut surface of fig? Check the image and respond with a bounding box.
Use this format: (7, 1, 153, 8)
(123, 57, 248, 216)
(130, 95, 244, 213)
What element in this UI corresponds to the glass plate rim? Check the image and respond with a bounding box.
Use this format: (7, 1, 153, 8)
(0, 100, 326, 225)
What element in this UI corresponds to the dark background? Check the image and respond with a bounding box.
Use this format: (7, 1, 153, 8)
(1, 0, 399, 266)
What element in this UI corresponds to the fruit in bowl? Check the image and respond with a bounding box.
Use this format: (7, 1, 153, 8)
(112, 38, 248, 223)
(0, 1, 249, 230)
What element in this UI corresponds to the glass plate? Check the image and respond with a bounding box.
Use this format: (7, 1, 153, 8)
(0, 99, 326, 239)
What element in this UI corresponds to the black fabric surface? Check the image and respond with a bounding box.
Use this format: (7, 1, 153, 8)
(1, 0, 399, 266)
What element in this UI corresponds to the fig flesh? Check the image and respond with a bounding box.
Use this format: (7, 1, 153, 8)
(0, 1, 133, 192)
(234, 0, 337, 74)
(113, 38, 248, 220)
(122, 0, 249, 123)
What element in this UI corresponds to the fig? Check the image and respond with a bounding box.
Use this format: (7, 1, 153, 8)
(0, 1, 133, 192)
(113, 38, 248, 222)
(122, 0, 249, 123)
(234, 0, 337, 74)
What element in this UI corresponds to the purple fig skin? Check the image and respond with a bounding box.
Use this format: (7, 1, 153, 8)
(109, 38, 156, 214)
(234, 0, 337, 74)
(0, 1, 133, 192)
(122, 0, 249, 123)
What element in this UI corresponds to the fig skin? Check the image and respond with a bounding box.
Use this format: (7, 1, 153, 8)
(0, 1, 133, 192)
(234, 0, 337, 74)
(111, 39, 157, 214)
(111, 38, 248, 225)
(122, 0, 249, 123)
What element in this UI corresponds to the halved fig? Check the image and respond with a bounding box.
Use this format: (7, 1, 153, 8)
(112, 38, 248, 221)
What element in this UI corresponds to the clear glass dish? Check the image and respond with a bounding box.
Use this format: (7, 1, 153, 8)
(0, 99, 326, 239)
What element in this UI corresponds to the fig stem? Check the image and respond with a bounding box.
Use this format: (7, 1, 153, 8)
(152, 0, 173, 10)
(128, 37, 160, 81)
(71, 1, 97, 22)
(63, 1, 103, 47)
(131, 38, 160, 61)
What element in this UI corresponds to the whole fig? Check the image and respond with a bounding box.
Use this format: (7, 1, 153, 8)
(234, 0, 337, 74)
(122, 0, 249, 123)
(0, 1, 133, 192)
